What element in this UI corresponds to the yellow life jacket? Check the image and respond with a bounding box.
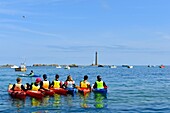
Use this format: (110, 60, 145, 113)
(80, 80, 88, 88)
(53, 80, 60, 88)
(96, 81, 104, 89)
(43, 81, 49, 89)
(14, 83, 22, 91)
(32, 84, 40, 91)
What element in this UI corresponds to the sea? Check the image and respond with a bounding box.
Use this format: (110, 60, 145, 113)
(1, 66, 170, 113)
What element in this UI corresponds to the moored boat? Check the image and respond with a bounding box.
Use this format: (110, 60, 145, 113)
(15, 63, 27, 72)
(64, 65, 70, 69)
(159, 65, 165, 68)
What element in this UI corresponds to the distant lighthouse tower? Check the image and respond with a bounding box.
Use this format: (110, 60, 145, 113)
(95, 51, 98, 65)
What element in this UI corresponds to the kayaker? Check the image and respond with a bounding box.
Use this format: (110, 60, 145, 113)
(93, 75, 107, 89)
(29, 70, 34, 76)
(11, 77, 27, 91)
(40, 74, 51, 90)
(51, 74, 63, 88)
(80, 75, 91, 89)
(63, 75, 76, 89)
(29, 78, 41, 91)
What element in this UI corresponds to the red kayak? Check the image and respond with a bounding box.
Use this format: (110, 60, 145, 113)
(78, 88, 91, 95)
(8, 90, 26, 99)
(26, 90, 44, 99)
(51, 88, 68, 95)
(41, 89, 55, 96)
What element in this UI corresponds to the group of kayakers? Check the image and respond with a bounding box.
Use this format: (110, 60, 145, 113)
(9, 73, 107, 93)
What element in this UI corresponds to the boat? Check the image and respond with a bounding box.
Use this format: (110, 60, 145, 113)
(127, 65, 133, 68)
(8, 84, 26, 99)
(98, 65, 104, 67)
(51, 88, 68, 95)
(109, 65, 117, 68)
(8, 90, 26, 99)
(122, 64, 133, 68)
(18, 74, 41, 77)
(41, 89, 55, 96)
(11, 65, 19, 69)
(78, 88, 91, 95)
(92, 88, 107, 95)
(15, 63, 27, 72)
(66, 88, 77, 96)
(64, 65, 70, 69)
(159, 65, 165, 68)
(56, 65, 62, 68)
(26, 90, 44, 99)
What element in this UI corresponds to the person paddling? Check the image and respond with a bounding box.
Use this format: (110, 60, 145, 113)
(29, 70, 34, 76)
(11, 77, 27, 91)
(40, 74, 50, 91)
(93, 75, 107, 89)
(51, 74, 63, 88)
(63, 75, 76, 89)
(29, 78, 41, 91)
(80, 75, 91, 89)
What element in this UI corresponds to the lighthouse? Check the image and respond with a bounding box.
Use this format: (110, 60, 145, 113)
(95, 51, 98, 65)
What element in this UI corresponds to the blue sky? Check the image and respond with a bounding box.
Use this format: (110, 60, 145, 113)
(0, 0, 170, 65)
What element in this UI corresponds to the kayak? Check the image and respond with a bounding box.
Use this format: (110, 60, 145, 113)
(8, 90, 26, 99)
(26, 90, 44, 99)
(51, 88, 68, 95)
(18, 74, 41, 77)
(41, 89, 55, 96)
(78, 88, 91, 95)
(66, 88, 77, 96)
(92, 88, 107, 95)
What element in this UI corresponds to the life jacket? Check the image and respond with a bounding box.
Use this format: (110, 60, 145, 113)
(42, 81, 49, 89)
(53, 80, 60, 88)
(96, 81, 104, 89)
(32, 83, 40, 91)
(80, 80, 89, 88)
(66, 81, 75, 88)
(14, 83, 22, 91)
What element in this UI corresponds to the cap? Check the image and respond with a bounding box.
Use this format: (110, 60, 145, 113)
(36, 78, 41, 83)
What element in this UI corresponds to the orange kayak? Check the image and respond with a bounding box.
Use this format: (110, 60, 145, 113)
(51, 88, 68, 95)
(8, 90, 26, 99)
(26, 90, 44, 99)
(41, 89, 55, 96)
(78, 88, 91, 95)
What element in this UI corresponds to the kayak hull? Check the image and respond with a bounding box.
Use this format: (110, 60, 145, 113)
(78, 88, 91, 95)
(41, 89, 55, 96)
(18, 74, 41, 77)
(66, 88, 77, 96)
(26, 90, 44, 99)
(8, 90, 26, 99)
(51, 88, 68, 95)
(92, 88, 107, 95)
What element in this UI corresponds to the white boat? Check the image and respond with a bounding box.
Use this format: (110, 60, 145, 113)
(110, 65, 117, 68)
(127, 66, 133, 68)
(11, 65, 19, 68)
(15, 63, 27, 72)
(64, 65, 70, 69)
(56, 65, 61, 68)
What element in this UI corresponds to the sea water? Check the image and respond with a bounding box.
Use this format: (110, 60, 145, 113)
(0, 66, 170, 113)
